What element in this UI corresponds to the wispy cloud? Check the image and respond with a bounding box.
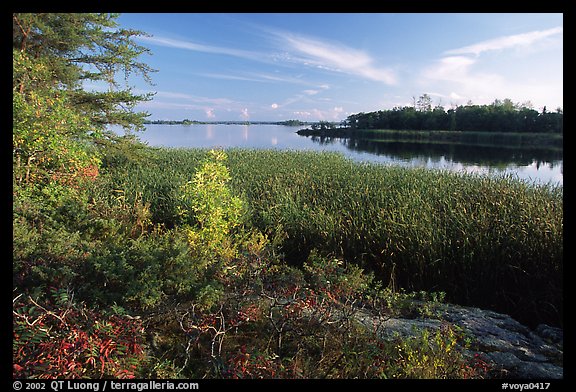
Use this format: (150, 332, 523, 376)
(423, 56, 477, 82)
(444, 26, 563, 57)
(303, 89, 320, 96)
(140, 90, 251, 118)
(303, 84, 330, 96)
(419, 26, 563, 106)
(245, 72, 310, 85)
(154, 91, 234, 106)
(275, 33, 397, 85)
(196, 73, 267, 83)
(421, 54, 506, 104)
(138, 35, 260, 60)
(197, 71, 329, 91)
(264, 83, 331, 112)
(268, 94, 308, 110)
(140, 30, 397, 86)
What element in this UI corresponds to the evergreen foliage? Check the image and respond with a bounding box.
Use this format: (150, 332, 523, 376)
(346, 96, 562, 133)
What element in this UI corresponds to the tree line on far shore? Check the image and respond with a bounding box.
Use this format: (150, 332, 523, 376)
(344, 95, 563, 133)
(144, 119, 309, 126)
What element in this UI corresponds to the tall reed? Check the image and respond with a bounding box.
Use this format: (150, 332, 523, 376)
(99, 147, 563, 327)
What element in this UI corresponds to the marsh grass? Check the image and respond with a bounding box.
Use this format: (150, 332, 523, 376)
(301, 128, 563, 150)
(99, 147, 562, 327)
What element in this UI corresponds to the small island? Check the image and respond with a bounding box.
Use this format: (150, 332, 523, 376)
(296, 97, 563, 149)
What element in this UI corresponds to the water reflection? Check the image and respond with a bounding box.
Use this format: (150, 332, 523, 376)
(308, 135, 563, 185)
(132, 124, 562, 185)
(332, 137, 563, 168)
(242, 125, 249, 141)
(205, 124, 214, 140)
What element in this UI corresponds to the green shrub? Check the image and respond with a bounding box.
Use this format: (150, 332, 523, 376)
(13, 181, 92, 292)
(178, 149, 245, 264)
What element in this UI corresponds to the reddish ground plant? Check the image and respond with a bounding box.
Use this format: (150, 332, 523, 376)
(13, 289, 146, 379)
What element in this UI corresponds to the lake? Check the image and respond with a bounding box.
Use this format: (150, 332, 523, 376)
(130, 123, 563, 185)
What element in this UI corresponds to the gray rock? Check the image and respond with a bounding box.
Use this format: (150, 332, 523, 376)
(487, 351, 563, 379)
(354, 308, 443, 339)
(535, 324, 563, 344)
(352, 302, 563, 379)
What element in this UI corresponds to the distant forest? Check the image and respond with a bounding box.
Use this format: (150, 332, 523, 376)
(144, 119, 308, 126)
(145, 96, 563, 134)
(344, 95, 563, 133)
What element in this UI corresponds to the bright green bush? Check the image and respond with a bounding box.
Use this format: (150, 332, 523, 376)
(178, 149, 245, 264)
(76, 149, 264, 311)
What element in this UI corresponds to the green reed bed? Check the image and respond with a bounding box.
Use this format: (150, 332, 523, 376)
(101, 147, 563, 327)
(301, 128, 564, 150)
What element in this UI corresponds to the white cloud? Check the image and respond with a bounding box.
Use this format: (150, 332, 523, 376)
(205, 109, 215, 119)
(444, 26, 563, 57)
(140, 100, 207, 111)
(421, 55, 505, 100)
(138, 35, 259, 60)
(297, 85, 329, 97)
(278, 33, 397, 85)
(197, 73, 268, 83)
(140, 33, 395, 89)
(270, 103, 279, 109)
(200, 72, 332, 93)
(420, 25, 563, 109)
(421, 55, 506, 104)
(423, 56, 476, 81)
(421, 55, 561, 108)
(449, 92, 463, 101)
(240, 108, 250, 120)
(154, 91, 234, 106)
(272, 91, 317, 110)
(249, 72, 303, 84)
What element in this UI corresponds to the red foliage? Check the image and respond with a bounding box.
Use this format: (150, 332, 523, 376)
(13, 291, 145, 379)
(224, 345, 293, 379)
(457, 353, 492, 379)
(50, 163, 99, 189)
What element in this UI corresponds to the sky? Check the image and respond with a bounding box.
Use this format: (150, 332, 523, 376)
(114, 13, 563, 122)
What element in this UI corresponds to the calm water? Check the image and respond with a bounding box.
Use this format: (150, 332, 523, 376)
(131, 124, 563, 185)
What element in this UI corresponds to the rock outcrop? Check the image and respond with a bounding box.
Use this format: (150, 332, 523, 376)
(354, 302, 563, 379)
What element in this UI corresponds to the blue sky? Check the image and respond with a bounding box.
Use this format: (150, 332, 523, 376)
(114, 13, 563, 122)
